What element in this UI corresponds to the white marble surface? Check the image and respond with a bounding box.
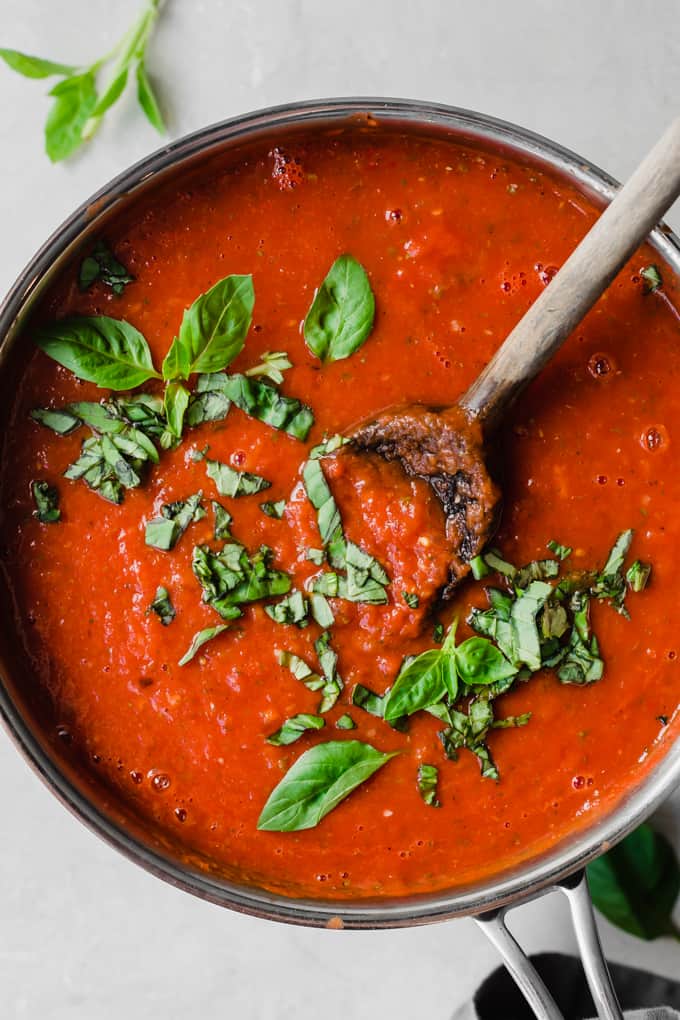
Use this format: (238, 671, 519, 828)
(1, 2, 680, 1018)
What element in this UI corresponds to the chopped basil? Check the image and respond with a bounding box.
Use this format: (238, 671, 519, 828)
(35, 315, 160, 390)
(312, 571, 340, 596)
(339, 541, 389, 605)
(278, 649, 324, 692)
(470, 555, 490, 580)
(178, 624, 229, 666)
(212, 501, 232, 540)
(626, 560, 651, 593)
(266, 713, 325, 746)
(260, 500, 286, 519)
(145, 492, 204, 551)
(310, 593, 334, 628)
(557, 595, 603, 684)
(257, 739, 397, 832)
(302, 459, 345, 564)
(31, 407, 81, 434)
(196, 371, 314, 441)
(483, 549, 517, 578)
(303, 255, 376, 363)
(547, 539, 572, 561)
(514, 559, 559, 589)
(205, 458, 270, 498)
(403, 591, 419, 609)
(315, 631, 343, 712)
(78, 240, 134, 295)
(351, 683, 408, 732)
(265, 589, 309, 627)
(641, 264, 663, 293)
(335, 714, 356, 730)
(147, 585, 175, 626)
(306, 547, 325, 565)
(186, 384, 231, 427)
(64, 431, 155, 504)
(591, 529, 634, 616)
(438, 695, 502, 781)
(244, 350, 292, 385)
(162, 380, 190, 447)
(31, 480, 60, 523)
(433, 622, 444, 644)
(417, 764, 440, 807)
(309, 433, 350, 459)
(193, 542, 290, 620)
(162, 274, 254, 381)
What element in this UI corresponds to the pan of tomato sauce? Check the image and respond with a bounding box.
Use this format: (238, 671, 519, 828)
(1, 100, 679, 962)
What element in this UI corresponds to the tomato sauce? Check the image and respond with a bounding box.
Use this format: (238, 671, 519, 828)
(2, 125, 680, 899)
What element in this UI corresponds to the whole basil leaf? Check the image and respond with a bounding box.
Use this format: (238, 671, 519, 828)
(455, 637, 518, 686)
(136, 60, 165, 133)
(303, 254, 375, 362)
(163, 381, 190, 443)
(383, 649, 447, 721)
(162, 274, 254, 380)
(45, 72, 98, 162)
(0, 48, 76, 79)
(587, 824, 680, 941)
(257, 739, 397, 832)
(35, 315, 159, 389)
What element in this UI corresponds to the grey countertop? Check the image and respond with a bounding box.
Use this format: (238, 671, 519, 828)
(1, 2, 679, 1018)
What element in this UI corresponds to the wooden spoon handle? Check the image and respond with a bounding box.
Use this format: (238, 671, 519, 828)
(460, 118, 680, 430)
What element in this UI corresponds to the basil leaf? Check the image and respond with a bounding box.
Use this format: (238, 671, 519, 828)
(31, 407, 81, 435)
(162, 275, 254, 380)
(514, 559, 559, 589)
(91, 67, 129, 118)
(310, 593, 334, 628)
(510, 580, 552, 670)
(266, 714, 325, 746)
(383, 649, 448, 721)
(557, 596, 603, 685)
(312, 572, 339, 596)
(483, 549, 517, 578)
(136, 60, 165, 134)
(205, 458, 270, 498)
(339, 541, 389, 605)
(0, 48, 76, 79)
(79, 240, 134, 295)
(303, 254, 375, 363)
(260, 500, 286, 519)
(257, 739, 397, 832)
(244, 350, 292, 385)
(547, 539, 572, 561)
(147, 585, 175, 626)
(45, 72, 98, 162)
(470, 555, 490, 580)
(163, 381, 190, 444)
(310, 433, 349, 459)
(454, 637, 518, 687)
(145, 492, 203, 551)
(335, 714, 356, 730)
(35, 315, 159, 389)
(214, 373, 314, 441)
(306, 547, 325, 566)
(186, 386, 231, 427)
(439, 697, 499, 780)
(302, 460, 344, 560)
(212, 501, 232, 540)
(602, 529, 634, 577)
(402, 591, 419, 608)
(193, 542, 290, 619)
(433, 622, 444, 644)
(278, 650, 324, 692)
(351, 683, 408, 733)
(587, 824, 680, 940)
(417, 764, 440, 807)
(315, 631, 343, 712)
(641, 264, 663, 294)
(32, 480, 60, 523)
(178, 624, 229, 666)
(265, 590, 309, 627)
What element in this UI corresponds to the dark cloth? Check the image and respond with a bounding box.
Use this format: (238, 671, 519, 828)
(453, 953, 680, 1020)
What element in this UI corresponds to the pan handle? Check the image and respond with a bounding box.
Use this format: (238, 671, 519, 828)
(474, 869, 623, 1020)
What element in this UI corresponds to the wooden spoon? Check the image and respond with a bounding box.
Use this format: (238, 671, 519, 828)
(351, 118, 680, 595)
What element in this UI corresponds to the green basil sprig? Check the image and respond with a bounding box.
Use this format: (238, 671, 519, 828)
(162, 275, 254, 380)
(257, 740, 397, 832)
(587, 824, 680, 941)
(304, 254, 375, 363)
(0, 0, 165, 163)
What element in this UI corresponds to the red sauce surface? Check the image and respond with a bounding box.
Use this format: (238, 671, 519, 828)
(2, 126, 680, 899)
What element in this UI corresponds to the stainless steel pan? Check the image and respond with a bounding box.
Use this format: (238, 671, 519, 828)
(2, 98, 679, 1020)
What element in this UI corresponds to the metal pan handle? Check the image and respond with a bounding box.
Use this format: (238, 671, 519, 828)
(474, 869, 623, 1020)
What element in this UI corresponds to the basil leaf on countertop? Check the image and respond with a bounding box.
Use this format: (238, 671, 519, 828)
(587, 823, 680, 941)
(147, 585, 175, 626)
(178, 624, 230, 666)
(205, 458, 271, 498)
(136, 59, 165, 134)
(78, 240, 134, 295)
(35, 315, 160, 389)
(32, 480, 60, 523)
(266, 713, 325, 746)
(304, 254, 375, 363)
(45, 71, 98, 163)
(417, 764, 440, 807)
(257, 739, 398, 832)
(0, 48, 76, 78)
(162, 274, 254, 380)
